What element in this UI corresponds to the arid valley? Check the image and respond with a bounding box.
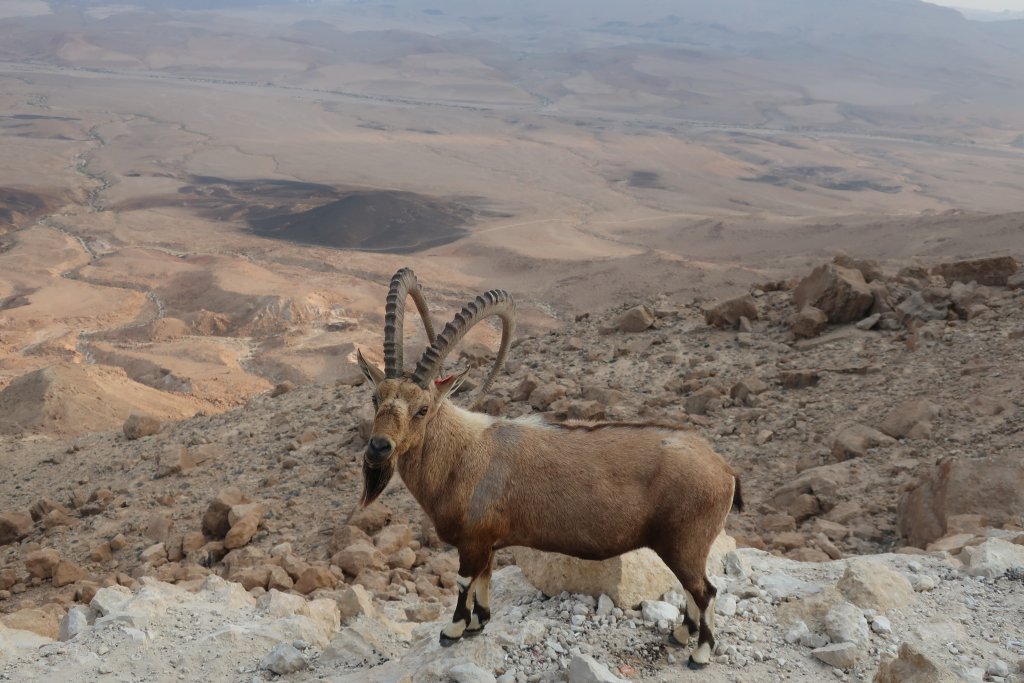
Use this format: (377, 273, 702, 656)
(1, 1, 1024, 681)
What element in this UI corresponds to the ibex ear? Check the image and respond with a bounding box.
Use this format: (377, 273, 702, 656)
(356, 349, 385, 387)
(434, 368, 471, 400)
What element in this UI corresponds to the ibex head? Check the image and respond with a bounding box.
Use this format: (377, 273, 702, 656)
(356, 268, 515, 507)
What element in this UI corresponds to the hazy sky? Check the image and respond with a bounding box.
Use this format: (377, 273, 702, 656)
(928, 0, 1024, 10)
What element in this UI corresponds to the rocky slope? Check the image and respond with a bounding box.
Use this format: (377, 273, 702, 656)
(1, 255, 1023, 682)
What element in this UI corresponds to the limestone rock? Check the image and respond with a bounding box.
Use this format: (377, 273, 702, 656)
(529, 384, 567, 411)
(932, 256, 1020, 286)
(58, 606, 89, 642)
(201, 487, 248, 539)
(896, 292, 947, 323)
(449, 663, 498, 683)
(374, 524, 412, 556)
(1, 607, 61, 640)
(640, 600, 679, 623)
(52, 559, 87, 588)
(336, 585, 375, 621)
(825, 602, 869, 646)
(793, 264, 874, 323)
(295, 566, 337, 595)
(123, 413, 161, 440)
(568, 654, 626, 683)
(837, 560, 914, 611)
(961, 539, 1024, 579)
(879, 399, 941, 439)
(514, 547, 676, 609)
(25, 549, 60, 579)
(813, 642, 862, 669)
(0, 511, 33, 546)
(332, 542, 386, 576)
(349, 502, 391, 535)
(831, 424, 895, 461)
(224, 512, 261, 550)
(261, 643, 308, 675)
(705, 295, 759, 329)
(790, 306, 828, 339)
(613, 305, 655, 333)
(898, 452, 1024, 548)
(833, 255, 883, 283)
(874, 642, 960, 683)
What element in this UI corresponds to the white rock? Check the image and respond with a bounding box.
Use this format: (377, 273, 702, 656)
(800, 632, 830, 649)
(640, 600, 679, 623)
(90, 585, 133, 617)
(260, 643, 308, 675)
(987, 660, 1010, 677)
(871, 615, 892, 634)
(962, 539, 1024, 579)
(784, 621, 809, 644)
(568, 654, 626, 683)
(59, 606, 90, 642)
(596, 594, 614, 617)
(825, 602, 870, 646)
(812, 642, 862, 669)
(450, 663, 497, 683)
(757, 573, 823, 601)
(716, 594, 737, 617)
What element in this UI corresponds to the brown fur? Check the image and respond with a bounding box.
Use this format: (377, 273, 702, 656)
(357, 356, 740, 667)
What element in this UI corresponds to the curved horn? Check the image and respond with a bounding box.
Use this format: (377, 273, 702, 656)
(411, 289, 515, 395)
(383, 268, 437, 378)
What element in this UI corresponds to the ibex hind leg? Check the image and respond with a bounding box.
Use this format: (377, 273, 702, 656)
(439, 547, 491, 647)
(662, 556, 718, 669)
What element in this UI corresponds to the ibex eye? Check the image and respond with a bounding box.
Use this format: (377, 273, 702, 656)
(416, 406, 429, 418)
(372, 396, 380, 409)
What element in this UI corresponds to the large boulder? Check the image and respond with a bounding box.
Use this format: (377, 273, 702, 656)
(793, 264, 874, 323)
(514, 533, 734, 609)
(897, 453, 1024, 548)
(932, 256, 1020, 286)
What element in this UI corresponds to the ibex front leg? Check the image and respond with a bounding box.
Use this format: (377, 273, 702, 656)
(439, 546, 492, 646)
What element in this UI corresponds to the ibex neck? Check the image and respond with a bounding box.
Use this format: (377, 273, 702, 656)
(396, 401, 489, 513)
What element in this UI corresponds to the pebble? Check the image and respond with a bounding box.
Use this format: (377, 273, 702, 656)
(871, 616, 892, 634)
(260, 643, 308, 675)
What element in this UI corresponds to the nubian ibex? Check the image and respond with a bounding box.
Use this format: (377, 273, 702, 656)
(355, 268, 742, 669)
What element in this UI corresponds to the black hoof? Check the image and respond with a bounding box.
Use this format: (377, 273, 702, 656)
(687, 656, 709, 670)
(439, 633, 462, 648)
(464, 627, 486, 638)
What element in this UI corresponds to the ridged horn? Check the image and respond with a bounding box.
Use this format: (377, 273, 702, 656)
(383, 268, 436, 378)
(411, 289, 515, 395)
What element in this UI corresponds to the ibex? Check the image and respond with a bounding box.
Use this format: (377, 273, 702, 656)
(355, 268, 742, 669)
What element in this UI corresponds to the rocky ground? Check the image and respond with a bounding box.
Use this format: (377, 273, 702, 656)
(1, 254, 1024, 682)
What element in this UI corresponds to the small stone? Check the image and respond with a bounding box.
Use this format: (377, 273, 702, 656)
(871, 615, 892, 634)
(270, 381, 296, 397)
(987, 660, 1010, 678)
(705, 295, 759, 329)
(260, 643, 308, 675)
(449, 663, 497, 683)
(123, 414, 161, 440)
(613, 305, 655, 333)
(812, 642, 861, 669)
(640, 600, 679, 623)
(789, 306, 828, 339)
(336, 585, 375, 620)
(855, 313, 881, 330)
(52, 559, 87, 588)
(0, 511, 34, 546)
(596, 594, 614, 617)
(25, 549, 61, 579)
(568, 654, 626, 682)
(295, 566, 337, 594)
(716, 595, 737, 617)
(837, 560, 915, 611)
(784, 620, 809, 644)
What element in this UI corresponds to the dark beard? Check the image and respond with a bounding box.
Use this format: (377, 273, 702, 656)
(361, 458, 395, 507)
